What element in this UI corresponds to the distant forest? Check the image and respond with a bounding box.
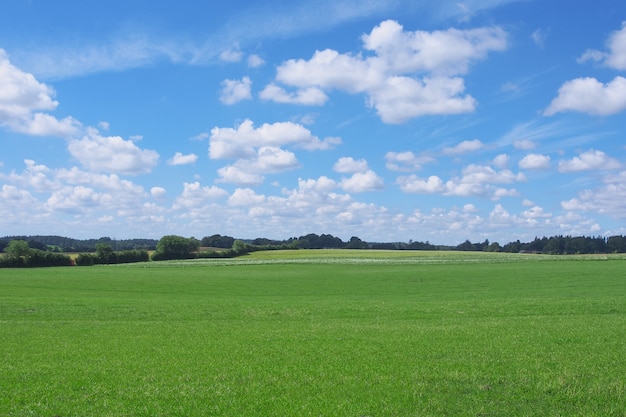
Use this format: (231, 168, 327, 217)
(2, 233, 626, 255)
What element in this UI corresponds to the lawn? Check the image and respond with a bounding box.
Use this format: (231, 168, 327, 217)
(0, 251, 624, 416)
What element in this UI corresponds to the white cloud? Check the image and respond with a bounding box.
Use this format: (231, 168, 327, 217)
(558, 149, 621, 172)
(216, 166, 265, 186)
(519, 153, 550, 170)
(531, 28, 546, 47)
(209, 119, 340, 160)
(370, 76, 477, 123)
(45, 185, 110, 213)
(333, 157, 369, 173)
(0, 49, 82, 138)
(362, 21, 507, 75)
(513, 139, 535, 150)
(266, 20, 507, 123)
(219, 48, 243, 63)
(220, 76, 252, 105)
(68, 132, 159, 175)
(216, 146, 301, 186)
(254, 146, 300, 172)
(544, 76, 626, 116)
(228, 188, 266, 206)
(259, 84, 328, 105)
(14, 113, 82, 138)
(172, 182, 228, 209)
(0, 49, 57, 121)
(397, 175, 446, 194)
(385, 151, 434, 172)
(492, 153, 509, 169)
(151, 186, 167, 199)
(0, 184, 38, 207)
(577, 21, 626, 70)
(398, 164, 524, 199)
(442, 139, 484, 155)
(167, 152, 198, 166)
(247, 54, 265, 68)
(339, 170, 384, 193)
(561, 170, 626, 219)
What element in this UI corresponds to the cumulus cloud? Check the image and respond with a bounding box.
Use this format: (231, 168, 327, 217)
(216, 166, 265, 186)
(397, 164, 524, 199)
(259, 84, 328, 105)
(228, 188, 266, 206)
(263, 20, 507, 123)
(167, 152, 198, 166)
(558, 149, 621, 172)
(513, 139, 535, 150)
(519, 153, 551, 170)
(220, 76, 252, 105)
(208, 119, 340, 185)
(578, 21, 626, 70)
(45, 186, 110, 213)
(561, 170, 626, 219)
(209, 119, 340, 159)
(0, 50, 57, 120)
(442, 139, 484, 155)
(333, 157, 369, 173)
(247, 54, 265, 68)
(0, 49, 82, 138)
(339, 170, 384, 193)
(172, 182, 228, 210)
(151, 186, 167, 199)
(546, 23, 626, 116)
(216, 146, 301, 185)
(544, 76, 626, 116)
(492, 153, 509, 169)
(385, 151, 434, 172)
(219, 48, 243, 63)
(68, 132, 159, 175)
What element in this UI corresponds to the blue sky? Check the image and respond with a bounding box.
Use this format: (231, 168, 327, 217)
(1, 0, 626, 244)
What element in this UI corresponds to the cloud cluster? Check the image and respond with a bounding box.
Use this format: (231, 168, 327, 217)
(545, 22, 626, 116)
(1, 50, 161, 176)
(208, 119, 341, 185)
(397, 163, 523, 199)
(262, 20, 508, 123)
(0, 49, 81, 137)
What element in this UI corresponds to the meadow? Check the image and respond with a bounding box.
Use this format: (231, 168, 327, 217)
(0, 250, 624, 416)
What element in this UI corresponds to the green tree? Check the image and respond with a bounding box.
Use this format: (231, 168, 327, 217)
(152, 235, 200, 260)
(232, 239, 250, 254)
(4, 240, 31, 260)
(345, 236, 368, 249)
(95, 243, 114, 262)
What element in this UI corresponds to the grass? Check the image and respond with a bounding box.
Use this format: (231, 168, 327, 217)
(0, 250, 625, 416)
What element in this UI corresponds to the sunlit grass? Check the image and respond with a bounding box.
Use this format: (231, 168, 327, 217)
(1, 252, 624, 416)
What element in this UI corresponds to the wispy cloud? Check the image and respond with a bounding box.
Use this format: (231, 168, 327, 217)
(9, 0, 525, 80)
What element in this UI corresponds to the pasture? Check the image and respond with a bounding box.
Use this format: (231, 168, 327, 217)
(0, 250, 624, 416)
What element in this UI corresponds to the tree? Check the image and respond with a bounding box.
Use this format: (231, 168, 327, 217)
(152, 235, 200, 260)
(4, 240, 31, 260)
(345, 236, 368, 249)
(95, 243, 114, 262)
(201, 234, 235, 249)
(232, 240, 251, 254)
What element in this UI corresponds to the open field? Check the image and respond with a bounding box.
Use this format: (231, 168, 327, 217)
(1, 250, 625, 416)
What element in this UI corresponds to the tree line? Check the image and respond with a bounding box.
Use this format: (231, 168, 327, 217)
(2, 233, 626, 268)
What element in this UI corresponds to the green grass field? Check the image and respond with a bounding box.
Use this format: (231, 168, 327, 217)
(1, 250, 624, 416)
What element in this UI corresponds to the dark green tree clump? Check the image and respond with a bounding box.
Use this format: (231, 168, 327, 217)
(74, 243, 150, 266)
(0, 240, 72, 268)
(151, 235, 200, 261)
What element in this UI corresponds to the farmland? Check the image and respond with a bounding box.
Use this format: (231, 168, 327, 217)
(1, 250, 625, 416)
